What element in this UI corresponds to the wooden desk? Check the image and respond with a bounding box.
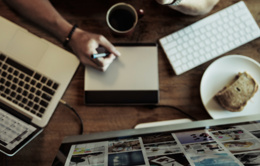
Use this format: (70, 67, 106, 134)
(1, 0, 260, 165)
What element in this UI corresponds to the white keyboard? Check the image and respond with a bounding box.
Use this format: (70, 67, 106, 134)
(159, 1, 260, 75)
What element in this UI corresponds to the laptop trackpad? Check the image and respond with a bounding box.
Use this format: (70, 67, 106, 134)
(6, 29, 48, 68)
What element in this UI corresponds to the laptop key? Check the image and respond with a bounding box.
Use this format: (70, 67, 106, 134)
(2, 64, 7, 70)
(42, 86, 55, 95)
(2, 71, 7, 77)
(13, 77, 18, 83)
(36, 113, 42, 118)
(46, 80, 53, 86)
(0, 78, 5, 83)
(11, 84, 16, 90)
(42, 93, 51, 101)
(39, 107, 45, 114)
(53, 83, 59, 90)
(33, 104, 39, 110)
(41, 77, 47, 84)
(30, 79, 36, 86)
(39, 100, 48, 108)
(0, 54, 6, 60)
(34, 73, 41, 80)
(5, 81, 11, 87)
(0, 85, 4, 91)
(16, 94, 22, 101)
(6, 58, 34, 76)
(13, 70, 19, 76)
(17, 87, 22, 93)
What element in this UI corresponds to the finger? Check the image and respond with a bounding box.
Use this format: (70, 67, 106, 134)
(83, 59, 106, 71)
(97, 53, 116, 67)
(98, 37, 121, 57)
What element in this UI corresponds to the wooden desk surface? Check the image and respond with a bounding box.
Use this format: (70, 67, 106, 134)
(1, 0, 260, 165)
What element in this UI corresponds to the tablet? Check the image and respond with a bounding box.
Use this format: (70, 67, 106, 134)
(53, 114, 260, 166)
(84, 43, 159, 104)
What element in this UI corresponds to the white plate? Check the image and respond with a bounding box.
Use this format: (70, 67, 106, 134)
(200, 55, 260, 119)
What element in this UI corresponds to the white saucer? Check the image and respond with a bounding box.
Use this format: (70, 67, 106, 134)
(200, 55, 260, 119)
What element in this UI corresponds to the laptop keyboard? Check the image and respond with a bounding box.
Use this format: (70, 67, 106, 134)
(0, 53, 59, 118)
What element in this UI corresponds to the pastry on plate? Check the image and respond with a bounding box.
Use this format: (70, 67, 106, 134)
(215, 72, 258, 112)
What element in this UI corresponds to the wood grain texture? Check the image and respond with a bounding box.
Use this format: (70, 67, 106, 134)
(0, 0, 260, 165)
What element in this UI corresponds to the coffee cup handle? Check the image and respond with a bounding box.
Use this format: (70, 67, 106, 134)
(137, 9, 144, 19)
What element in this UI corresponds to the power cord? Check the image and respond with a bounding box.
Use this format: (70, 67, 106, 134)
(146, 104, 198, 121)
(59, 99, 84, 135)
(58, 100, 196, 135)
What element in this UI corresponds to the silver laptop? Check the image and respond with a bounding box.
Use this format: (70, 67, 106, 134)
(0, 16, 80, 156)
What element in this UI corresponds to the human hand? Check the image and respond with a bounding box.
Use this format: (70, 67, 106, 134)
(68, 28, 121, 71)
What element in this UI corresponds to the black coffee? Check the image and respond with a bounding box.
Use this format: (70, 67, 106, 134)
(109, 9, 135, 31)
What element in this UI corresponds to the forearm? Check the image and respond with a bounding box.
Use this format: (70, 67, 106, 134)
(4, 0, 72, 42)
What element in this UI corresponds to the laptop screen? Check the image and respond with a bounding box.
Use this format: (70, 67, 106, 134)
(0, 102, 42, 156)
(52, 114, 260, 166)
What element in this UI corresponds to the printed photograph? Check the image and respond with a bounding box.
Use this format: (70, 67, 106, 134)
(190, 153, 239, 166)
(223, 139, 260, 153)
(184, 141, 224, 156)
(237, 123, 260, 132)
(175, 130, 213, 144)
(250, 130, 260, 139)
(142, 133, 175, 144)
(69, 152, 105, 166)
(108, 139, 141, 153)
(148, 153, 190, 166)
(211, 129, 252, 142)
(108, 151, 145, 166)
(73, 142, 106, 155)
(235, 151, 260, 166)
(144, 141, 181, 157)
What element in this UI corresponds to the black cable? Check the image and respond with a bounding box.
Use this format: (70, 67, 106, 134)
(59, 99, 84, 135)
(147, 104, 198, 121)
(58, 100, 195, 134)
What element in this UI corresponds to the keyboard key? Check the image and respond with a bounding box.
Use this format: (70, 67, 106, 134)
(30, 87, 36, 93)
(39, 100, 48, 108)
(19, 73, 25, 79)
(34, 73, 41, 80)
(46, 80, 53, 86)
(2, 64, 7, 70)
(0, 54, 6, 60)
(33, 104, 39, 110)
(36, 113, 42, 118)
(36, 82, 42, 89)
(41, 76, 47, 84)
(39, 107, 45, 114)
(42, 93, 51, 101)
(42, 86, 55, 95)
(30, 79, 36, 86)
(6, 58, 33, 76)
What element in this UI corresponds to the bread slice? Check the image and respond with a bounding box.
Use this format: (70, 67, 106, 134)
(215, 72, 258, 112)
